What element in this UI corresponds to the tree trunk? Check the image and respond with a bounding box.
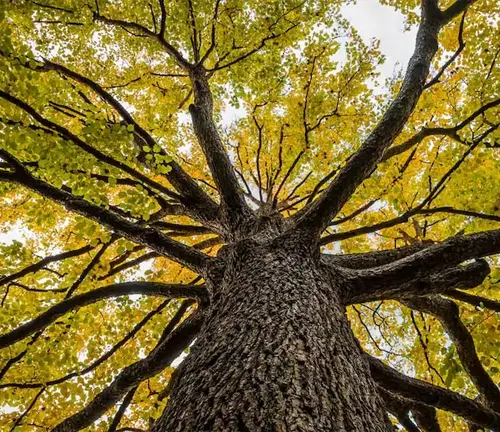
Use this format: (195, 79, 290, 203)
(154, 239, 393, 431)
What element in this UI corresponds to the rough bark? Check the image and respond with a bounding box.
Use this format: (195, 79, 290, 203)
(154, 238, 392, 431)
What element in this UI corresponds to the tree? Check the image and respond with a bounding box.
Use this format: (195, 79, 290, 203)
(0, 0, 499, 430)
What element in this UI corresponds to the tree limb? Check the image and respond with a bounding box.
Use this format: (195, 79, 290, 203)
(424, 10, 467, 89)
(0, 331, 43, 381)
(51, 312, 204, 432)
(320, 122, 498, 247)
(368, 355, 500, 430)
(0, 282, 207, 349)
(401, 296, 500, 411)
(108, 386, 137, 432)
(321, 243, 431, 269)
(99, 252, 159, 280)
(0, 300, 170, 389)
(6, 56, 220, 226)
(441, 0, 479, 24)
(445, 290, 500, 313)
(0, 149, 208, 271)
(208, 18, 300, 72)
(411, 403, 442, 432)
(350, 228, 500, 295)
(379, 389, 421, 432)
(65, 236, 116, 298)
(291, 0, 475, 238)
(9, 387, 45, 432)
(189, 68, 254, 233)
(382, 97, 500, 162)
(93, 11, 191, 69)
(380, 388, 441, 432)
(149, 221, 212, 234)
(347, 259, 489, 304)
(198, 0, 221, 64)
(320, 206, 500, 245)
(0, 244, 94, 288)
(0, 89, 178, 200)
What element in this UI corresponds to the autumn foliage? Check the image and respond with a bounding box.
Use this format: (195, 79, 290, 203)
(0, 0, 499, 431)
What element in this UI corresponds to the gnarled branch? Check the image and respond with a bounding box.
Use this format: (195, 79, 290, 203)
(347, 259, 489, 304)
(350, 229, 500, 296)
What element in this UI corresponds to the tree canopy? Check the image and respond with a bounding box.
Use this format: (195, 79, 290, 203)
(0, 0, 499, 430)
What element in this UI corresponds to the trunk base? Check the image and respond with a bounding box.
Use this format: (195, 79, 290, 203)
(154, 241, 392, 431)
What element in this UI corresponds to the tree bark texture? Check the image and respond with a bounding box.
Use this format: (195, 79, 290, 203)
(154, 239, 392, 431)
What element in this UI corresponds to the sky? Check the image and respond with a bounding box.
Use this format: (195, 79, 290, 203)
(341, 0, 417, 78)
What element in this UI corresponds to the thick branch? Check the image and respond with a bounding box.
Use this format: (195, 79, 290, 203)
(351, 229, 500, 294)
(320, 186, 500, 247)
(411, 404, 442, 432)
(149, 221, 212, 234)
(379, 389, 421, 432)
(380, 388, 441, 432)
(189, 68, 253, 232)
(0, 282, 207, 349)
(52, 312, 204, 432)
(401, 296, 500, 410)
(321, 122, 500, 246)
(347, 259, 490, 304)
(368, 355, 500, 430)
(292, 1, 446, 236)
(158, 0, 167, 36)
(0, 149, 208, 271)
(157, 299, 194, 344)
(321, 243, 431, 269)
